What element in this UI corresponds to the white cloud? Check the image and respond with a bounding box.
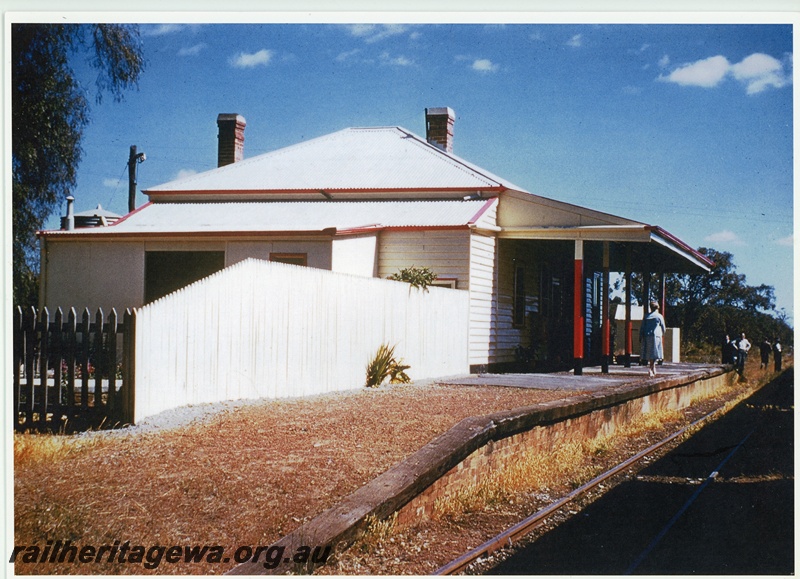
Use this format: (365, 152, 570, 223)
(343, 24, 376, 38)
(775, 234, 794, 247)
(335, 49, 360, 63)
(103, 178, 119, 188)
(730, 53, 790, 94)
(658, 54, 670, 68)
(174, 169, 197, 181)
(660, 55, 730, 88)
(343, 24, 408, 44)
(143, 24, 185, 37)
(178, 43, 206, 57)
(658, 52, 792, 94)
(229, 49, 274, 69)
(472, 58, 499, 73)
(566, 34, 582, 48)
(379, 52, 413, 67)
(704, 229, 745, 246)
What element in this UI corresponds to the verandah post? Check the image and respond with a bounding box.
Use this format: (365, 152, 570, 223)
(624, 246, 632, 368)
(573, 239, 584, 375)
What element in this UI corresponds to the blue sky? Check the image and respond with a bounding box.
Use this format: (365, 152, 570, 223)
(35, 17, 794, 320)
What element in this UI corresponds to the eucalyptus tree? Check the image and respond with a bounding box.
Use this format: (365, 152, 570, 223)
(12, 23, 145, 306)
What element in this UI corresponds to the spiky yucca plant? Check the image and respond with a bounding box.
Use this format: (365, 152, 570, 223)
(365, 343, 411, 388)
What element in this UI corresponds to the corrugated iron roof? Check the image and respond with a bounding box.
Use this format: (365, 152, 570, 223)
(144, 127, 528, 196)
(41, 199, 497, 236)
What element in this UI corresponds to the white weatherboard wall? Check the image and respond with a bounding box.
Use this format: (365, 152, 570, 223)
(133, 259, 469, 421)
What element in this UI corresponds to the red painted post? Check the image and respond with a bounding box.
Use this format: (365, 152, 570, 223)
(573, 240, 584, 375)
(602, 242, 610, 374)
(625, 247, 632, 368)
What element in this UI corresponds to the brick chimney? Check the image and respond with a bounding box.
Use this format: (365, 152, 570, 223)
(425, 107, 455, 153)
(217, 113, 246, 167)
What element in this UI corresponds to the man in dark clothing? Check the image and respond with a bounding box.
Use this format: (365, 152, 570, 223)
(759, 339, 772, 369)
(773, 339, 783, 371)
(722, 335, 738, 366)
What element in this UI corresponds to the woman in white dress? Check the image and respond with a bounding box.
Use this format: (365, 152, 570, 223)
(641, 301, 666, 377)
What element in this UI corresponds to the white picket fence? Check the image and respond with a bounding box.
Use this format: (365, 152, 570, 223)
(133, 259, 470, 421)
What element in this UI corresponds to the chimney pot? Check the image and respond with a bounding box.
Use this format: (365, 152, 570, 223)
(217, 113, 246, 167)
(425, 107, 455, 153)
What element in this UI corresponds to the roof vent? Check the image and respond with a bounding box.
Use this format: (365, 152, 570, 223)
(425, 107, 455, 153)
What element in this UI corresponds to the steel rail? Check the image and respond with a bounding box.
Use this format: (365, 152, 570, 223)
(434, 405, 727, 575)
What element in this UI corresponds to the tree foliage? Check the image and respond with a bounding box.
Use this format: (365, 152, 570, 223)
(12, 23, 144, 306)
(387, 265, 438, 290)
(662, 248, 789, 348)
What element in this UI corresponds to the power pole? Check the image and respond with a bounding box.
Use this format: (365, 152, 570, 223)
(128, 145, 146, 213)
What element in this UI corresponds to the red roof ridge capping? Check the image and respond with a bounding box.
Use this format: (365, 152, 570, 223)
(646, 224, 715, 268)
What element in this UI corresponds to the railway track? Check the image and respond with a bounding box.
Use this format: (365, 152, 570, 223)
(434, 402, 732, 575)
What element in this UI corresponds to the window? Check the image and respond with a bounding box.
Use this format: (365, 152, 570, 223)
(513, 266, 526, 327)
(270, 253, 307, 266)
(430, 278, 457, 289)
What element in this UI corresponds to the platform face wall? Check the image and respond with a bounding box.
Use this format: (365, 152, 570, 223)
(396, 371, 731, 526)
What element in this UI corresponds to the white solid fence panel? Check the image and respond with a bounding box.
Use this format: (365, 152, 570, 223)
(133, 259, 469, 421)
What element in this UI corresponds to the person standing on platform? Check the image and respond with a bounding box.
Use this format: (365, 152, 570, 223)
(641, 301, 666, 378)
(759, 338, 772, 369)
(773, 338, 782, 371)
(737, 332, 751, 374)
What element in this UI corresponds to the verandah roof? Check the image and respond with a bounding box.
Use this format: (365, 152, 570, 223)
(500, 224, 713, 274)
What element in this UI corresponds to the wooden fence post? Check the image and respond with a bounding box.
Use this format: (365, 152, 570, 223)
(13, 307, 22, 430)
(24, 307, 36, 427)
(38, 308, 50, 430)
(67, 308, 77, 420)
(80, 308, 90, 411)
(107, 309, 119, 420)
(94, 309, 105, 416)
(53, 308, 64, 427)
(121, 308, 137, 425)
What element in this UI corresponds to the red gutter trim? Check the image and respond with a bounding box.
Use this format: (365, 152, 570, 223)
(646, 225, 715, 268)
(468, 197, 498, 225)
(38, 228, 339, 240)
(336, 225, 469, 235)
(39, 224, 473, 240)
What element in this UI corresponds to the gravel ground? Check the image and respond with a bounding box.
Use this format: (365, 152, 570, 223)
(13, 379, 582, 575)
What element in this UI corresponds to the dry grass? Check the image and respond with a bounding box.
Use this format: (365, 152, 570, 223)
(13, 382, 579, 575)
(430, 405, 686, 521)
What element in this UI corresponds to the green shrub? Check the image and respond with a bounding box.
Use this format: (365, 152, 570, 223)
(365, 343, 411, 388)
(387, 266, 438, 290)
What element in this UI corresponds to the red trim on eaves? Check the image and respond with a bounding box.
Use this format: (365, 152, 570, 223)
(645, 225, 715, 268)
(468, 197, 498, 225)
